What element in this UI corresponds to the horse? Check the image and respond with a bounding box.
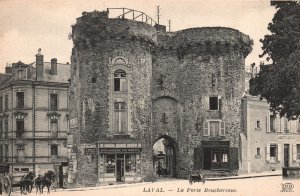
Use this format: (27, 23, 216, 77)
(20, 171, 35, 194)
(34, 170, 55, 194)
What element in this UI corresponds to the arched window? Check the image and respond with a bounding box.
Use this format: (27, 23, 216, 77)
(114, 102, 127, 133)
(114, 70, 127, 92)
(91, 77, 97, 83)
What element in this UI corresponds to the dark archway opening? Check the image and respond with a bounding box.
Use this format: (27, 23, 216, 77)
(152, 135, 177, 178)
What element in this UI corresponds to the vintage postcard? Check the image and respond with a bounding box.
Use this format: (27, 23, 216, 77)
(0, 0, 299, 196)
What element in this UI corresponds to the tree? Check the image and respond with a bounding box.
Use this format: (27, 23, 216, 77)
(250, 1, 300, 120)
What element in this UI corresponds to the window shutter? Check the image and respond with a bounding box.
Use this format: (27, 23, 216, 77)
(292, 144, 297, 161)
(204, 121, 209, 136)
(266, 143, 270, 162)
(277, 143, 281, 162)
(276, 117, 281, 133)
(220, 121, 225, 136)
(266, 115, 270, 133)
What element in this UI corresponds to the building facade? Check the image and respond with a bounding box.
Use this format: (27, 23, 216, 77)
(68, 9, 252, 186)
(0, 50, 69, 187)
(240, 96, 300, 174)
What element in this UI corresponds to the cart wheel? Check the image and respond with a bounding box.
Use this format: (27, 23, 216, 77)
(1, 176, 12, 196)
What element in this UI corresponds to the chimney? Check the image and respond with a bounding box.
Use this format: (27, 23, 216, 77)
(51, 58, 57, 75)
(36, 48, 44, 80)
(5, 64, 12, 74)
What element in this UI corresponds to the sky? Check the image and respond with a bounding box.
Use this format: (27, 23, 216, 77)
(0, 0, 276, 73)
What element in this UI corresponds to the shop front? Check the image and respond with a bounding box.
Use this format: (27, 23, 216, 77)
(196, 141, 238, 172)
(98, 143, 142, 182)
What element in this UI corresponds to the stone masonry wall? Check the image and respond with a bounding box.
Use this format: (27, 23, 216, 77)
(69, 10, 252, 186)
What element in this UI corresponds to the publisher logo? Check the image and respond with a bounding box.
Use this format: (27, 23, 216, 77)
(281, 183, 294, 192)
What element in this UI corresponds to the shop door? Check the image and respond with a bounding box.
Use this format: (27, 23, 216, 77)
(211, 148, 229, 170)
(284, 144, 289, 168)
(203, 148, 211, 170)
(116, 155, 125, 182)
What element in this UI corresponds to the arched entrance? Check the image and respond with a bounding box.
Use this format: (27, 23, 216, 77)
(152, 136, 176, 178)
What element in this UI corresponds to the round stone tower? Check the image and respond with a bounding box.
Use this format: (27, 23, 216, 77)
(151, 27, 252, 178)
(69, 11, 157, 186)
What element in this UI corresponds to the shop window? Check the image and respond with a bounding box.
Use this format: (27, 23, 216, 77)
(50, 119, 58, 137)
(114, 70, 127, 92)
(16, 120, 24, 138)
(125, 154, 136, 174)
(222, 153, 228, 162)
(114, 102, 127, 133)
(105, 154, 116, 173)
(16, 92, 25, 108)
(297, 144, 300, 160)
(51, 145, 58, 156)
(209, 97, 219, 110)
(50, 94, 58, 110)
(270, 115, 276, 132)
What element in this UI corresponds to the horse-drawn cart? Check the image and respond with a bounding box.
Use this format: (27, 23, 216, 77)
(188, 169, 205, 185)
(0, 164, 12, 196)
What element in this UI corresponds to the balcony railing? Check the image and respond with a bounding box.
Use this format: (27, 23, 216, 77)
(107, 8, 157, 27)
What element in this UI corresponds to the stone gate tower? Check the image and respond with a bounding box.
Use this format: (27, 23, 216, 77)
(68, 9, 252, 187)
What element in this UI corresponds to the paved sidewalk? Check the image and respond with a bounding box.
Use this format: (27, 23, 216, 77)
(57, 170, 282, 192)
(206, 170, 281, 181)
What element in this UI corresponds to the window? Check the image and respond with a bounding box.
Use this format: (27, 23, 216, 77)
(114, 102, 127, 133)
(4, 119, 8, 138)
(209, 97, 219, 110)
(256, 120, 261, 129)
(0, 145, 2, 162)
(204, 120, 225, 137)
(222, 153, 228, 162)
(0, 96, 3, 112)
(284, 118, 289, 133)
(0, 120, 2, 139)
(21, 168, 29, 172)
(50, 119, 58, 137)
(269, 144, 278, 163)
(50, 94, 58, 110)
(297, 144, 300, 160)
(270, 115, 276, 132)
(4, 144, 8, 162)
(51, 145, 58, 156)
(16, 92, 25, 108)
(16, 120, 24, 138)
(162, 113, 167, 124)
(125, 154, 136, 174)
(17, 69, 26, 79)
(91, 77, 97, 83)
(114, 70, 127, 92)
(257, 148, 261, 155)
(105, 154, 116, 173)
(5, 95, 8, 110)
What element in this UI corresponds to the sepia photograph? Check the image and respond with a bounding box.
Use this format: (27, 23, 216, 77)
(0, 0, 299, 195)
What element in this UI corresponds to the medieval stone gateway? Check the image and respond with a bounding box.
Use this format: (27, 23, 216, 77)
(68, 9, 252, 187)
